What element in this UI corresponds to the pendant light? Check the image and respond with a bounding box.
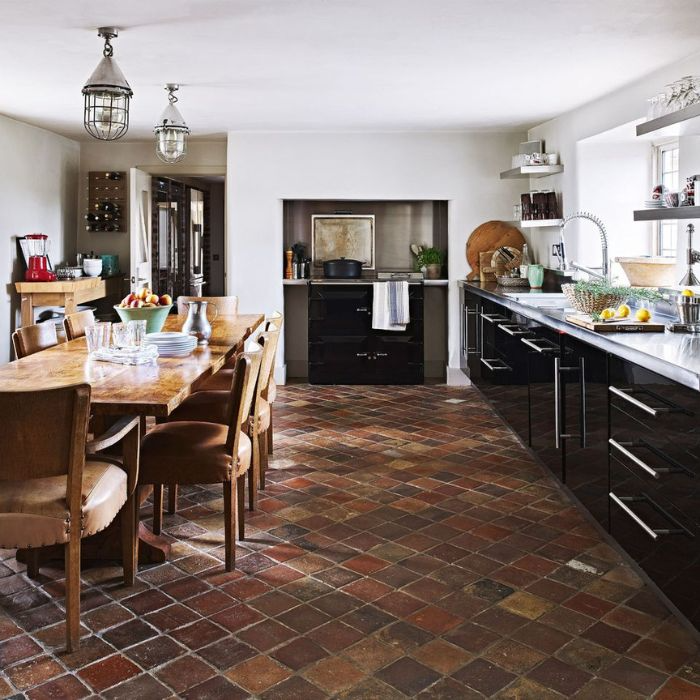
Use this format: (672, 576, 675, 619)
(154, 84, 190, 163)
(82, 28, 132, 141)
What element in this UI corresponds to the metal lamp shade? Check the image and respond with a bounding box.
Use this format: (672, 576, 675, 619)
(154, 100, 190, 163)
(82, 55, 132, 141)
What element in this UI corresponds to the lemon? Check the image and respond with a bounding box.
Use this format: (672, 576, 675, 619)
(635, 308, 652, 322)
(617, 304, 631, 318)
(682, 289, 694, 297)
(600, 308, 616, 320)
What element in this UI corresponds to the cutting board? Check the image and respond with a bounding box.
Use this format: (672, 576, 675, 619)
(466, 221, 525, 281)
(566, 314, 666, 333)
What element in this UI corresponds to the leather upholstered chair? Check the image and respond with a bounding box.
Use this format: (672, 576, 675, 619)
(0, 384, 141, 652)
(12, 322, 58, 359)
(177, 295, 239, 317)
(63, 310, 96, 341)
(164, 327, 277, 513)
(262, 311, 283, 454)
(139, 350, 258, 571)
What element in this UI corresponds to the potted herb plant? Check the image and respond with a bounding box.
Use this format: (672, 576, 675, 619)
(411, 244, 444, 279)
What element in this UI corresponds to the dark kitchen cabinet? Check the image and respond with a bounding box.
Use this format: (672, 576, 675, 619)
(309, 284, 423, 384)
(608, 356, 700, 628)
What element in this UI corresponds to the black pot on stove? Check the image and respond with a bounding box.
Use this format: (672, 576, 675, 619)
(322, 257, 363, 279)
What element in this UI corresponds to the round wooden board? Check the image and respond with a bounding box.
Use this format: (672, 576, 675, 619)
(466, 221, 525, 280)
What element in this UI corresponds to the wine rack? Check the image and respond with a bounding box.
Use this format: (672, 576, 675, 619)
(85, 171, 127, 233)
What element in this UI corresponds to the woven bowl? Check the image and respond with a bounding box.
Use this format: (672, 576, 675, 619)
(496, 275, 529, 288)
(561, 284, 626, 315)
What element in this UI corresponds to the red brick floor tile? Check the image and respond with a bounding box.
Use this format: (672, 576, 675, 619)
(25, 673, 90, 700)
(342, 636, 403, 672)
(627, 638, 693, 674)
(407, 605, 462, 634)
(376, 657, 441, 696)
(343, 554, 389, 575)
(155, 654, 216, 694)
(4, 655, 64, 690)
(259, 674, 327, 700)
(656, 677, 700, 699)
(452, 658, 516, 695)
(601, 657, 668, 696)
(271, 637, 328, 671)
(527, 657, 592, 695)
(182, 675, 249, 699)
(124, 635, 186, 668)
(307, 619, 364, 653)
(78, 653, 140, 692)
(225, 654, 292, 694)
(341, 578, 393, 602)
(303, 656, 366, 694)
(411, 638, 474, 675)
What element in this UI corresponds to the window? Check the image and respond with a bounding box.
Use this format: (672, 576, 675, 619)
(653, 141, 679, 257)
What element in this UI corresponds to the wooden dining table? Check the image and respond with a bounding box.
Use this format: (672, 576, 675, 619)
(1, 312, 264, 565)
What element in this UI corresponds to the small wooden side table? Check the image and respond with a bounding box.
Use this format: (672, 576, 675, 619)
(15, 276, 125, 328)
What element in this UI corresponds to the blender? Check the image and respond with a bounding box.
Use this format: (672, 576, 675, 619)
(24, 234, 56, 282)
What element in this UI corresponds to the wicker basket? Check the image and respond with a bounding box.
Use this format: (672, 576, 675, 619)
(561, 283, 626, 315)
(496, 275, 529, 287)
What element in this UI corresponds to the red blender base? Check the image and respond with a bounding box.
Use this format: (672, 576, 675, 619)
(25, 256, 56, 282)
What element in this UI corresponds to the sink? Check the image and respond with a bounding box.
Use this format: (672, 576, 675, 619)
(503, 292, 571, 309)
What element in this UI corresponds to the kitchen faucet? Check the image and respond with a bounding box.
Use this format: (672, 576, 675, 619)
(557, 211, 610, 283)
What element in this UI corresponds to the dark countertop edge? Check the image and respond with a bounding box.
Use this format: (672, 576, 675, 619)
(459, 280, 700, 392)
(282, 278, 448, 286)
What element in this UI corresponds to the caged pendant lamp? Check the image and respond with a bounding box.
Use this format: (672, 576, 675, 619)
(82, 28, 132, 141)
(154, 84, 190, 163)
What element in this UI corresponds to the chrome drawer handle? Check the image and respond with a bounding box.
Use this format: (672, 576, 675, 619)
(498, 324, 530, 336)
(480, 313, 508, 324)
(522, 337, 556, 353)
(609, 385, 686, 417)
(609, 439, 660, 479)
(356, 307, 369, 312)
(356, 352, 368, 357)
(609, 492, 692, 540)
(480, 358, 511, 371)
(375, 352, 388, 357)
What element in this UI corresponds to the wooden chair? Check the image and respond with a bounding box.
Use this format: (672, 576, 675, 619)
(164, 328, 277, 514)
(177, 295, 239, 317)
(12, 322, 58, 359)
(63, 310, 96, 341)
(139, 351, 258, 571)
(263, 311, 284, 454)
(0, 384, 140, 652)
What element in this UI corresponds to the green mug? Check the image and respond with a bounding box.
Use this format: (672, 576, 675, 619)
(528, 264, 544, 289)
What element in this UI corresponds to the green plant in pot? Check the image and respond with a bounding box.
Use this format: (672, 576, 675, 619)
(410, 244, 444, 279)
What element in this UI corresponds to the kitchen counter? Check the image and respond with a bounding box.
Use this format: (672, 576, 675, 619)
(460, 280, 700, 391)
(283, 278, 448, 286)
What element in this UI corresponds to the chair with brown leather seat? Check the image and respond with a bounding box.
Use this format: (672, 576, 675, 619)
(12, 322, 58, 359)
(177, 295, 239, 317)
(0, 384, 141, 652)
(164, 327, 277, 513)
(138, 350, 257, 571)
(63, 309, 96, 341)
(262, 311, 283, 454)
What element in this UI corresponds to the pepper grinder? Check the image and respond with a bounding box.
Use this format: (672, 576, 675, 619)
(679, 223, 700, 286)
(284, 249, 293, 279)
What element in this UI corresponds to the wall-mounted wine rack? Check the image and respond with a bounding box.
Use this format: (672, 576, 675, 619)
(85, 171, 127, 233)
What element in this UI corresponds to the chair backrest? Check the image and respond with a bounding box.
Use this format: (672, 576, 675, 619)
(64, 310, 96, 341)
(12, 322, 58, 359)
(239, 341, 263, 424)
(0, 384, 90, 483)
(258, 323, 281, 393)
(177, 296, 239, 317)
(225, 354, 251, 455)
(265, 311, 283, 332)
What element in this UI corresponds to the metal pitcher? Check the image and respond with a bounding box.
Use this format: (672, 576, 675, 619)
(182, 300, 218, 345)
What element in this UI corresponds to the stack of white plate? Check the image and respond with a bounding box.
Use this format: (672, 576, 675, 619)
(145, 332, 197, 357)
(644, 199, 666, 208)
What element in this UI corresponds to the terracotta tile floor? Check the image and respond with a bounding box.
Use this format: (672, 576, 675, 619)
(2, 383, 700, 699)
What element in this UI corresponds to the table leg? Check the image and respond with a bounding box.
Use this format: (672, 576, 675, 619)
(64, 293, 77, 317)
(20, 294, 34, 328)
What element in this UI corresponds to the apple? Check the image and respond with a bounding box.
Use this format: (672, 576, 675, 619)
(138, 287, 150, 301)
(159, 294, 172, 306)
(129, 299, 144, 308)
(143, 302, 156, 307)
(145, 294, 159, 305)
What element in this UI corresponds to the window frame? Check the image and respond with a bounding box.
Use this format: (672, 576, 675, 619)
(652, 139, 680, 257)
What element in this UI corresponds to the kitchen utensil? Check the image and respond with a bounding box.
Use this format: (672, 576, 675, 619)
(615, 257, 677, 287)
(144, 331, 198, 357)
(676, 296, 700, 324)
(479, 251, 497, 282)
(24, 234, 56, 282)
(466, 221, 525, 280)
(496, 275, 529, 287)
(55, 266, 84, 280)
(83, 258, 103, 277)
(182, 300, 217, 345)
(323, 258, 363, 279)
(100, 254, 119, 276)
(491, 247, 522, 277)
(114, 304, 172, 334)
(566, 314, 665, 333)
(527, 264, 544, 289)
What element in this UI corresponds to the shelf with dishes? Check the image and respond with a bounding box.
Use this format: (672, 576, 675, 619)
(633, 206, 700, 222)
(637, 76, 700, 138)
(500, 164, 563, 179)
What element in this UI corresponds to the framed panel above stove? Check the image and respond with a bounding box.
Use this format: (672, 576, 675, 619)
(311, 214, 375, 271)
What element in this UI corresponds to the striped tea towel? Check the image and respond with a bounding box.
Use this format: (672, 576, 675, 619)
(372, 281, 409, 331)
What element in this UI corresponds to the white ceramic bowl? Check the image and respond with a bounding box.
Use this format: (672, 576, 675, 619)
(83, 259, 103, 277)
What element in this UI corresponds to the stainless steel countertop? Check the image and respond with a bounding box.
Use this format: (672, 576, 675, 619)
(282, 278, 448, 286)
(460, 281, 700, 391)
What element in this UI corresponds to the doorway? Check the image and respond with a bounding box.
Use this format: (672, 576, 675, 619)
(150, 175, 225, 299)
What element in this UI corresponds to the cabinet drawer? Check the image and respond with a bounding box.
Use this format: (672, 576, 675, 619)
(309, 336, 370, 364)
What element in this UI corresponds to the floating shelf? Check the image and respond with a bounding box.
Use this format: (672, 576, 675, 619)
(519, 219, 563, 228)
(636, 102, 700, 138)
(500, 165, 563, 180)
(633, 206, 700, 221)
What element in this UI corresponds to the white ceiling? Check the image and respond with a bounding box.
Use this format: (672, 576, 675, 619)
(1, 0, 700, 140)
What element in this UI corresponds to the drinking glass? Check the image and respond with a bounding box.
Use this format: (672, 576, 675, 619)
(128, 320, 147, 347)
(665, 82, 682, 112)
(655, 92, 668, 117)
(112, 323, 131, 348)
(86, 323, 110, 353)
(683, 76, 700, 108)
(646, 96, 659, 121)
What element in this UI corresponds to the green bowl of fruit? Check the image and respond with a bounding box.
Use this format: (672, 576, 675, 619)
(115, 288, 173, 333)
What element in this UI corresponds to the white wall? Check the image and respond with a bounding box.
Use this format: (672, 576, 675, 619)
(527, 53, 700, 277)
(226, 131, 525, 381)
(78, 140, 227, 276)
(0, 115, 79, 362)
